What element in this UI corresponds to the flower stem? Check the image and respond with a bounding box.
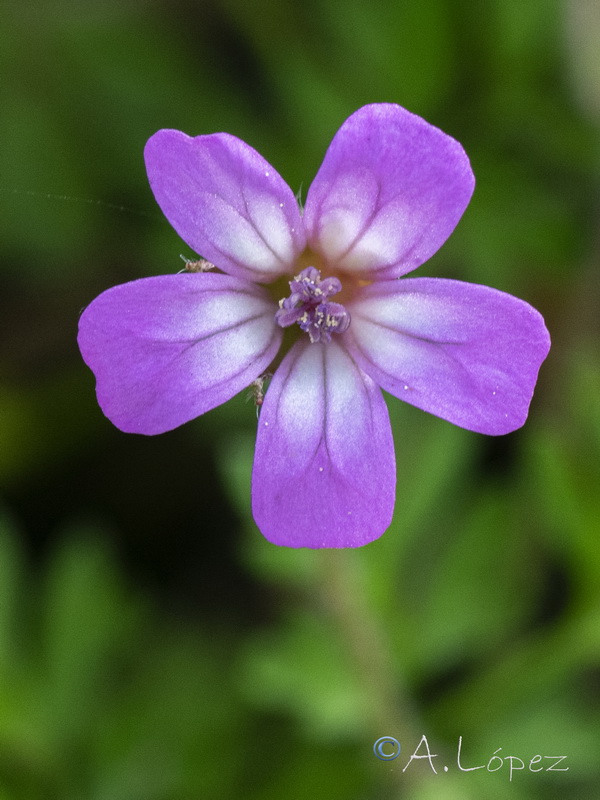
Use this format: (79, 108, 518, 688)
(318, 550, 422, 792)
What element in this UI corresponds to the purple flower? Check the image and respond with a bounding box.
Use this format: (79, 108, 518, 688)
(78, 104, 550, 549)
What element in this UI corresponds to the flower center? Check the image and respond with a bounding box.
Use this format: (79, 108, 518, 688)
(275, 266, 351, 344)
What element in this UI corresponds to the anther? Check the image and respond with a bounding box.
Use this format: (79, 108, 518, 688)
(275, 267, 350, 343)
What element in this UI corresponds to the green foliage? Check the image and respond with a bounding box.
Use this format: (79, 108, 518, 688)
(0, 516, 251, 799)
(1, 0, 600, 797)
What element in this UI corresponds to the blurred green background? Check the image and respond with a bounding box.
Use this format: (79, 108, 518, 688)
(1, 0, 599, 797)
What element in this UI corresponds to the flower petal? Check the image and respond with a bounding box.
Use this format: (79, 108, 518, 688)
(251, 340, 395, 548)
(345, 278, 550, 435)
(144, 130, 306, 282)
(78, 274, 282, 434)
(303, 104, 474, 278)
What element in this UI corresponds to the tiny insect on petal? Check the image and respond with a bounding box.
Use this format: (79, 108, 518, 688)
(179, 254, 216, 273)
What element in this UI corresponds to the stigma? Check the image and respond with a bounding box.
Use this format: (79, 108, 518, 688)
(275, 266, 351, 344)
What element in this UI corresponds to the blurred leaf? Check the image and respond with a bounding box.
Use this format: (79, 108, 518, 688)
(415, 488, 541, 672)
(41, 530, 141, 733)
(527, 422, 600, 595)
(240, 610, 368, 741)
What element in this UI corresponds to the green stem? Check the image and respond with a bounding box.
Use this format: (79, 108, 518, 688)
(319, 549, 422, 793)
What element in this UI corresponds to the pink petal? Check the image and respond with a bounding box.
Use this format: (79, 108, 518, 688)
(345, 278, 551, 435)
(78, 274, 282, 434)
(251, 340, 396, 548)
(303, 104, 474, 278)
(144, 130, 306, 283)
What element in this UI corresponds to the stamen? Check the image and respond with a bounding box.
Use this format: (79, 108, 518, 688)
(275, 267, 350, 343)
